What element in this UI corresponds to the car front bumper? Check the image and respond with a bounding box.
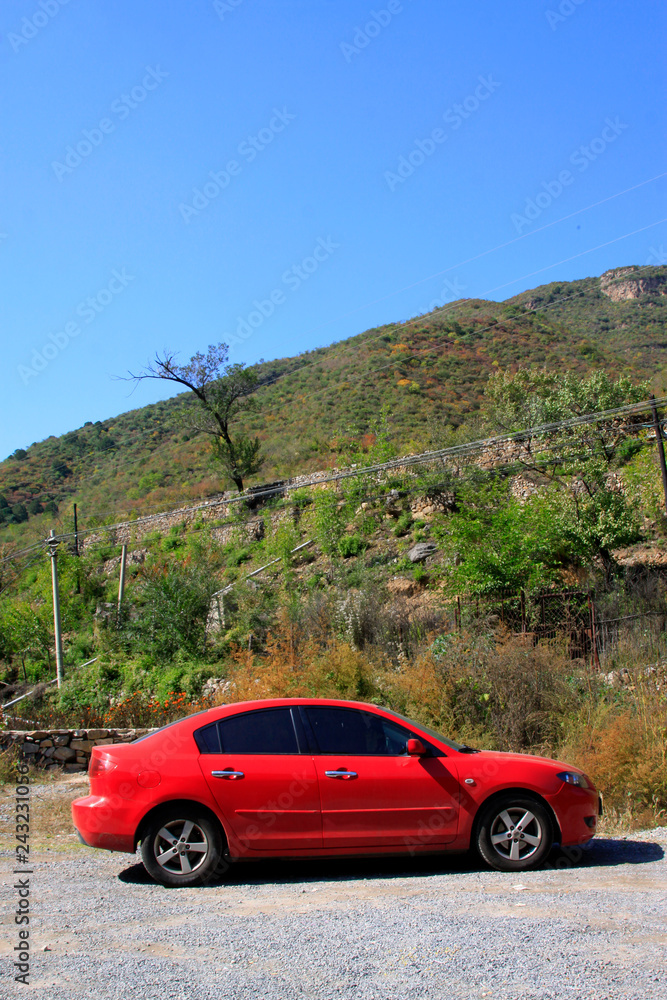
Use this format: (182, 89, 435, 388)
(550, 783, 601, 846)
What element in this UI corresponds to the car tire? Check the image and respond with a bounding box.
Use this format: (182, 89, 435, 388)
(476, 795, 553, 872)
(140, 807, 227, 887)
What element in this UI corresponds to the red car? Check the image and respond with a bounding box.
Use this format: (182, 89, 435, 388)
(72, 698, 601, 887)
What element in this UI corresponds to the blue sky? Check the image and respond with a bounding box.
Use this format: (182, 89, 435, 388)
(1, 0, 665, 459)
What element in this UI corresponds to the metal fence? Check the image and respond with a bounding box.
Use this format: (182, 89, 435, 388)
(455, 588, 667, 665)
(595, 609, 667, 662)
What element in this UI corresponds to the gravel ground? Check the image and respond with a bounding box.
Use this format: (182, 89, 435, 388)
(1, 784, 666, 1000)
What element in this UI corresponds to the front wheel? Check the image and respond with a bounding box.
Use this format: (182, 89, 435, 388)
(140, 808, 226, 887)
(476, 796, 553, 872)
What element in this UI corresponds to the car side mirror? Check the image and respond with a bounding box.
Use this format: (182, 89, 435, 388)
(406, 738, 427, 756)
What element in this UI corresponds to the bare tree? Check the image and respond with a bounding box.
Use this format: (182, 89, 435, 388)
(126, 344, 263, 492)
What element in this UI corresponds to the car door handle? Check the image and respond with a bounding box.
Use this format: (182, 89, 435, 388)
(211, 770, 245, 780)
(325, 769, 358, 779)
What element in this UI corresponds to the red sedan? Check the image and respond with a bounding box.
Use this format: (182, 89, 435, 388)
(72, 698, 601, 887)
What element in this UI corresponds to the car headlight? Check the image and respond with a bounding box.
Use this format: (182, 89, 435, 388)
(556, 771, 589, 788)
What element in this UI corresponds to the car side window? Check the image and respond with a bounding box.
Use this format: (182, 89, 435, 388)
(305, 707, 413, 756)
(196, 708, 300, 755)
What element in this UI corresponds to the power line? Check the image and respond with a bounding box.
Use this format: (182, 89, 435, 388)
(245, 171, 667, 382)
(66, 246, 664, 527)
(43, 395, 664, 548)
(0, 550, 46, 598)
(251, 246, 667, 419)
(0, 423, 652, 582)
(4, 251, 665, 532)
(0, 541, 47, 566)
(45, 197, 665, 528)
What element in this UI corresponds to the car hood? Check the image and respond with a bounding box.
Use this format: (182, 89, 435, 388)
(469, 749, 581, 772)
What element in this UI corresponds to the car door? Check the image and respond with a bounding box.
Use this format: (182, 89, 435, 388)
(197, 706, 321, 852)
(303, 706, 460, 849)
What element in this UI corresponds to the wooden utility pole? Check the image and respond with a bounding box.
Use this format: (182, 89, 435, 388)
(588, 590, 600, 670)
(649, 395, 667, 515)
(117, 543, 127, 620)
(46, 530, 64, 688)
(73, 503, 81, 594)
(73, 503, 79, 556)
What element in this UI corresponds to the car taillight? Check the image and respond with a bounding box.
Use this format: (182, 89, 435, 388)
(89, 754, 117, 779)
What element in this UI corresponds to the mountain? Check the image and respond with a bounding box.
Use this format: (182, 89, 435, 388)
(2, 264, 666, 546)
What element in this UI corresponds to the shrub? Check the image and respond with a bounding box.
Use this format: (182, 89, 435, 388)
(338, 534, 366, 559)
(393, 512, 414, 537)
(119, 563, 218, 660)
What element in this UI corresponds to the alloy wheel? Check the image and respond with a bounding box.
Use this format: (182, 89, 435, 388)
(152, 818, 210, 877)
(488, 806, 544, 863)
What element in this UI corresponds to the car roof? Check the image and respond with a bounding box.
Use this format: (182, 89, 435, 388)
(204, 697, 383, 715)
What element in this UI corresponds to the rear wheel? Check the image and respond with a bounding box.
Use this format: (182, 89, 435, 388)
(140, 808, 226, 887)
(476, 795, 553, 872)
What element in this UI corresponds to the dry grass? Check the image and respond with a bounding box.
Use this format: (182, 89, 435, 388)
(0, 769, 88, 852)
(222, 620, 667, 826)
(2, 621, 664, 835)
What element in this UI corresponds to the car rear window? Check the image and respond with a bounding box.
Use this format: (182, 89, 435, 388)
(133, 709, 211, 744)
(194, 708, 299, 755)
(193, 723, 221, 754)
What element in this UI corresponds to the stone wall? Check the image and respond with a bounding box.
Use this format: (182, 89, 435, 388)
(0, 728, 157, 773)
(80, 470, 337, 552)
(81, 435, 641, 556)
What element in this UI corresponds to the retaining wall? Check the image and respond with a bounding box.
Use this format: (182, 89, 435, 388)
(1, 728, 157, 773)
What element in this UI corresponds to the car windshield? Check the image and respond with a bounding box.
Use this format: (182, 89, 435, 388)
(378, 707, 467, 751)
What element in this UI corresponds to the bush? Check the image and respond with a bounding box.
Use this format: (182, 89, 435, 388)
(116, 563, 218, 660)
(393, 512, 414, 537)
(338, 534, 366, 559)
(11, 504, 28, 523)
(615, 437, 643, 465)
(227, 546, 252, 567)
(0, 744, 20, 786)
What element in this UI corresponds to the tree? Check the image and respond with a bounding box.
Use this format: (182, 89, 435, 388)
(484, 368, 650, 473)
(437, 472, 640, 596)
(552, 460, 640, 580)
(436, 477, 571, 596)
(126, 344, 263, 491)
(124, 563, 218, 659)
(11, 503, 28, 523)
(0, 601, 52, 662)
(475, 369, 647, 583)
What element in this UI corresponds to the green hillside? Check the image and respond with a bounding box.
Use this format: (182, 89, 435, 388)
(2, 264, 666, 547)
(2, 272, 666, 823)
